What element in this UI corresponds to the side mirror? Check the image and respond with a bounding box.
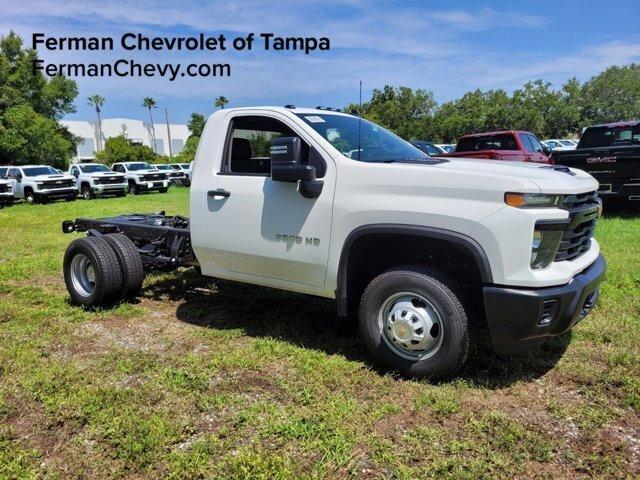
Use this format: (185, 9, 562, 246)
(542, 146, 552, 156)
(270, 137, 323, 198)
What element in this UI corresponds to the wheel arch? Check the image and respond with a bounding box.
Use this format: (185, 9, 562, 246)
(335, 224, 493, 317)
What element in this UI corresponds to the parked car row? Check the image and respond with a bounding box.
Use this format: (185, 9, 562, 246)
(0, 161, 192, 205)
(413, 120, 639, 203)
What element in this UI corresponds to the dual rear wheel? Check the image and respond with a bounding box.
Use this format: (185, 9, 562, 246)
(63, 234, 144, 306)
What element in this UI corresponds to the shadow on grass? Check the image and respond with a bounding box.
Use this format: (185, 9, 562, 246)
(143, 270, 570, 388)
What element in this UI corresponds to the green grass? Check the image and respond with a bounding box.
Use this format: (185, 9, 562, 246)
(0, 188, 638, 478)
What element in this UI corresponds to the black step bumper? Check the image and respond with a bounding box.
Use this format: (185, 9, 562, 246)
(483, 254, 606, 353)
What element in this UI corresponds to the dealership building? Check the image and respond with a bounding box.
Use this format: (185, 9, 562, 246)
(61, 118, 190, 163)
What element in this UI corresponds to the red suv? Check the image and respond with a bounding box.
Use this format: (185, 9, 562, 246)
(443, 130, 553, 164)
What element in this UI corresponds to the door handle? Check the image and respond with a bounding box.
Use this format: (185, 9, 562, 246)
(208, 189, 231, 198)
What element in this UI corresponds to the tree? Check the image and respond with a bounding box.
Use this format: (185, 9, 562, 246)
(187, 113, 206, 137)
(0, 105, 77, 168)
(0, 31, 79, 167)
(87, 94, 105, 150)
(0, 31, 77, 119)
(214, 96, 229, 109)
(142, 97, 158, 152)
(580, 64, 640, 124)
(95, 135, 157, 167)
(176, 136, 200, 163)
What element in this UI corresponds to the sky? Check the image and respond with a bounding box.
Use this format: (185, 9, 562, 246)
(2, 0, 640, 124)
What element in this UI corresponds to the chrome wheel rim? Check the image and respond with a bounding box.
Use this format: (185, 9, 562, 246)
(378, 292, 443, 360)
(83, 188, 91, 199)
(70, 253, 96, 297)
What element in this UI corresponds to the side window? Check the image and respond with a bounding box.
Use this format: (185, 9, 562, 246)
(518, 134, 534, 152)
(223, 115, 326, 177)
(114, 165, 123, 173)
(528, 135, 544, 152)
(71, 166, 79, 176)
(7, 169, 16, 179)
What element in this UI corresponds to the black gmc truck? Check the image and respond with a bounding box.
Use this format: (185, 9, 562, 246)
(552, 120, 640, 202)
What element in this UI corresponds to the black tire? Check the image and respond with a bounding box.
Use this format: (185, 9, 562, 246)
(128, 180, 140, 195)
(82, 185, 93, 200)
(24, 189, 37, 204)
(63, 236, 124, 306)
(358, 266, 470, 379)
(158, 187, 168, 193)
(102, 233, 144, 297)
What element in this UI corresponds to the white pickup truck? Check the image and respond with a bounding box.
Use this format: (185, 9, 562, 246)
(61, 106, 605, 378)
(7, 165, 77, 203)
(69, 163, 127, 199)
(111, 162, 170, 194)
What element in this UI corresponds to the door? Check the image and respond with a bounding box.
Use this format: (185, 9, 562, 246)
(7, 168, 22, 198)
(197, 112, 335, 289)
(527, 134, 550, 163)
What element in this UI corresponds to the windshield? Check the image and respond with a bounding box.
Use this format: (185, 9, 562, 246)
(296, 114, 428, 162)
(23, 166, 60, 176)
(559, 141, 574, 146)
(127, 163, 152, 171)
(80, 164, 110, 173)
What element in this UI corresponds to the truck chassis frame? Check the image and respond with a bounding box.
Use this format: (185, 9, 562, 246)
(62, 213, 196, 271)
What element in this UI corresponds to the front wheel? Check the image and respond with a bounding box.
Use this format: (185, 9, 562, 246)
(358, 266, 469, 379)
(128, 180, 140, 195)
(25, 190, 37, 204)
(82, 186, 93, 200)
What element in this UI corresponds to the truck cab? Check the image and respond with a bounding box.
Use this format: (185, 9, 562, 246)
(152, 164, 188, 186)
(552, 120, 640, 201)
(111, 162, 170, 195)
(62, 107, 605, 378)
(69, 163, 127, 199)
(444, 130, 552, 163)
(7, 165, 76, 203)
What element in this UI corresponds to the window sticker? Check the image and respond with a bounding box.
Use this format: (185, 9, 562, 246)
(305, 115, 325, 123)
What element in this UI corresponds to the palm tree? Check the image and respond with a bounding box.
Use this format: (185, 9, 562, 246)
(214, 96, 229, 109)
(142, 97, 157, 153)
(87, 95, 105, 151)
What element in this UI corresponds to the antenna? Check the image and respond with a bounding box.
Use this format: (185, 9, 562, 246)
(357, 80, 362, 162)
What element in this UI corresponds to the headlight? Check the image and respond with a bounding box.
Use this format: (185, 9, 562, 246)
(505, 193, 564, 208)
(531, 229, 563, 269)
(36, 182, 44, 190)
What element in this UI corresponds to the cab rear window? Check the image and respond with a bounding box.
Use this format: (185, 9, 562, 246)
(579, 125, 640, 148)
(456, 134, 517, 152)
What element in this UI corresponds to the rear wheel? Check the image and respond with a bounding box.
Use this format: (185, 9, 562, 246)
(102, 233, 144, 297)
(64, 236, 123, 306)
(358, 266, 470, 379)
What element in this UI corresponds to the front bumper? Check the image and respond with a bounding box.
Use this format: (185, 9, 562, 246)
(139, 180, 169, 190)
(483, 254, 606, 353)
(36, 187, 78, 199)
(0, 192, 14, 203)
(92, 184, 127, 194)
(597, 182, 640, 201)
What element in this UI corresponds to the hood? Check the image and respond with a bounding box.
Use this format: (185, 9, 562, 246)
(32, 174, 74, 181)
(433, 157, 599, 194)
